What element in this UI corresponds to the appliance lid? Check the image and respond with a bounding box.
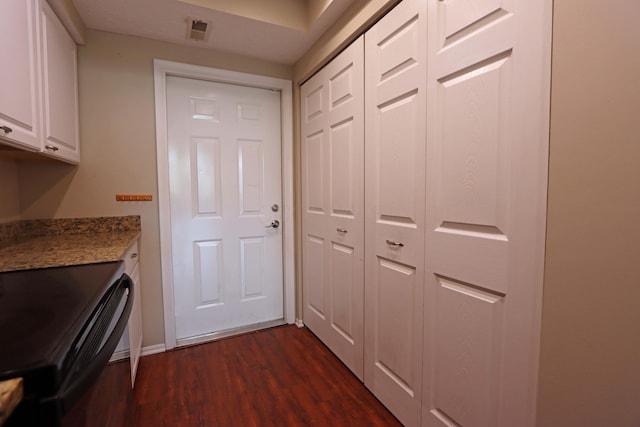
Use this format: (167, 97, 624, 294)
(0, 261, 125, 390)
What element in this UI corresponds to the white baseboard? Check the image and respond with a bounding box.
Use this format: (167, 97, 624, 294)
(295, 318, 304, 328)
(142, 343, 166, 357)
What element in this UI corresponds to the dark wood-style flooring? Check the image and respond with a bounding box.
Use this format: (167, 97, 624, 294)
(133, 325, 401, 426)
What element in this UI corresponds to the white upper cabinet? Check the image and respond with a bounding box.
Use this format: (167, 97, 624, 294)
(0, 0, 79, 163)
(40, 0, 80, 163)
(0, 0, 42, 151)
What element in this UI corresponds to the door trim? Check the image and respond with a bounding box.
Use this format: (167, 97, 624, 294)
(153, 59, 295, 350)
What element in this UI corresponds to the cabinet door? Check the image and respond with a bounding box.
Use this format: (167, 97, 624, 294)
(422, 0, 551, 426)
(0, 0, 41, 150)
(40, 0, 79, 163)
(301, 36, 365, 380)
(363, 0, 427, 425)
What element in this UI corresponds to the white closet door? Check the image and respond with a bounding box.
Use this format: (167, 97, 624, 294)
(364, 0, 427, 425)
(422, 0, 551, 426)
(301, 36, 365, 379)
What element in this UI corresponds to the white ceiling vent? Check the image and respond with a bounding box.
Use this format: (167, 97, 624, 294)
(186, 18, 211, 42)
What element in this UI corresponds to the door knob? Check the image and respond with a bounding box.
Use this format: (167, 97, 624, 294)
(265, 220, 280, 229)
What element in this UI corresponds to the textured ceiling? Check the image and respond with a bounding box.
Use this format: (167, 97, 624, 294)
(71, 0, 357, 65)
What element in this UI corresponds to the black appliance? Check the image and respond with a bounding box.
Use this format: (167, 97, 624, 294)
(0, 261, 133, 427)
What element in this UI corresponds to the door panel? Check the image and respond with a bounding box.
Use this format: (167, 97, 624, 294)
(364, 1, 427, 425)
(434, 277, 504, 427)
(302, 36, 365, 380)
(306, 235, 326, 317)
(423, 0, 551, 425)
(167, 76, 284, 342)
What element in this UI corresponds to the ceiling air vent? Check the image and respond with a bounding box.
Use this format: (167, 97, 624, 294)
(186, 18, 211, 42)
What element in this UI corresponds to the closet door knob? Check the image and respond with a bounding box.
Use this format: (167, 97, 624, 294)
(386, 240, 404, 247)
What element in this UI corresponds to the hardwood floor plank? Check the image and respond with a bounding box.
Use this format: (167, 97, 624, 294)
(133, 325, 401, 426)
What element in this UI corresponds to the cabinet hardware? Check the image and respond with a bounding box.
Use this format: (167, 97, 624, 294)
(45, 145, 59, 151)
(386, 239, 404, 247)
(131, 253, 138, 259)
(337, 228, 348, 233)
(0, 125, 12, 134)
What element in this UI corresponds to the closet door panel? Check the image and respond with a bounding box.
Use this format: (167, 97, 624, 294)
(423, 0, 551, 426)
(301, 36, 365, 380)
(364, 0, 427, 425)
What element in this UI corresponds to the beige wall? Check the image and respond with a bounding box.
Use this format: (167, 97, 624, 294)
(537, 0, 640, 425)
(17, 29, 291, 347)
(0, 159, 21, 223)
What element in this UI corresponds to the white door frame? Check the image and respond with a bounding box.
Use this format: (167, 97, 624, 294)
(153, 59, 295, 350)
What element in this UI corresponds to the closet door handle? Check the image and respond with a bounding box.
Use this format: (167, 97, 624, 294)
(386, 240, 404, 248)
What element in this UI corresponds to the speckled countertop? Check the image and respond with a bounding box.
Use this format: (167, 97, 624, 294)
(0, 216, 141, 272)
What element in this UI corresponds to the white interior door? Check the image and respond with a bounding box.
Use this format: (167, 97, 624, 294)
(422, 0, 551, 426)
(364, 1, 427, 425)
(166, 76, 284, 343)
(301, 36, 365, 380)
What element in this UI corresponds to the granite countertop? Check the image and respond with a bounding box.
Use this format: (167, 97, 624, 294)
(0, 378, 23, 426)
(0, 216, 141, 272)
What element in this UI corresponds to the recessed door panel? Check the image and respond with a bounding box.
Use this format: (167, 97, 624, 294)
(330, 243, 355, 341)
(240, 237, 265, 299)
(375, 258, 417, 394)
(443, 0, 507, 42)
(239, 139, 264, 216)
(432, 277, 504, 427)
(330, 63, 354, 109)
(305, 131, 324, 214)
(330, 118, 355, 218)
(194, 240, 223, 307)
(377, 90, 419, 224)
(306, 235, 326, 318)
(192, 137, 221, 216)
(439, 54, 510, 230)
(305, 85, 323, 122)
(377, 15, 419, 83)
